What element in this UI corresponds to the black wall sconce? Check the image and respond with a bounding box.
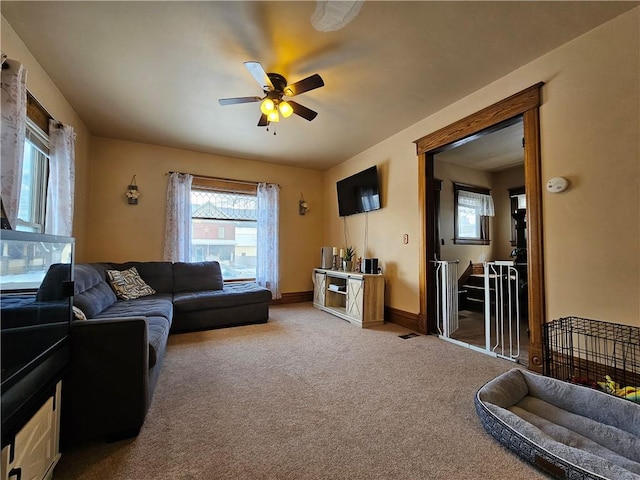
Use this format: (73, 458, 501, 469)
(126, 175, 139, 205)
(299, 193, 309, 215)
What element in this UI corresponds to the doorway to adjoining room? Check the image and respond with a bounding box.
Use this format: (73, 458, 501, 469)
(432, 119, 530, 366)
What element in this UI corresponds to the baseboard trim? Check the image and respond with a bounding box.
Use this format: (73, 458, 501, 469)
(386, 306, 420, 332)
(271, 291, 313, 305)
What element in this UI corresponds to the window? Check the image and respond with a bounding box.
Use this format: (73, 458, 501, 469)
(453, 183, 494, 245)
(16, 119, 49, 233)
(190, 178, 257, 281)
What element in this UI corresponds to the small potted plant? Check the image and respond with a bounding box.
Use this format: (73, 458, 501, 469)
(342, 246, 355, 272)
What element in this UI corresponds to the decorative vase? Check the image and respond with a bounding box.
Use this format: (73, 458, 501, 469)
(343, 260, 353, 272)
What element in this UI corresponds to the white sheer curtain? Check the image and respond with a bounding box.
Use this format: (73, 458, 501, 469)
(163, 172, 193, 262)
(458, 190, 495, 216)
(0, 56, 27, 228)
(256, 183, 280, 299)
(45, 121, 76, 236)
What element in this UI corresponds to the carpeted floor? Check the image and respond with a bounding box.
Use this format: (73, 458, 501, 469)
(53, 303, 548, 480)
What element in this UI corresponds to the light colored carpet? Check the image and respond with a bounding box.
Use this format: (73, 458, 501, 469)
(53, 303, 548, 480)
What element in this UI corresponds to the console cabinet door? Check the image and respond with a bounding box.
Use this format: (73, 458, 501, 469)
(346, 277, 364, 320)
(313, 272, 326, 307)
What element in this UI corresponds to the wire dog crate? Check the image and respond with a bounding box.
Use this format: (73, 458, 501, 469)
(543, 317, 640, 403)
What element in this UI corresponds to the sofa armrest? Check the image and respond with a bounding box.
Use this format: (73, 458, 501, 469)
(62, 317, 150, 443)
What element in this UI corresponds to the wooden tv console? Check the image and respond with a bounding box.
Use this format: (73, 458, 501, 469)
(312, 268, 384, 328)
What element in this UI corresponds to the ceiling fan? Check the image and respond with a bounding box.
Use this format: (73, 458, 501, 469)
(219, 61, 324, 128)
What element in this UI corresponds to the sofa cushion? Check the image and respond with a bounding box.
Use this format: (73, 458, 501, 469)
(73, 264, 117, 318)
(36, 263, 72, 301)
(109, 262, 174, 294)
(173, 282, 272, 312)
(93, 294, 174, 327)
(146, 316, 170, 368)
(173, 261, 223, 293)
(106, 267, 156, 300)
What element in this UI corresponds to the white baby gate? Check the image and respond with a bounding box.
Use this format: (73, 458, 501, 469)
(433, 260, 459, 337)
(484, 261, 521, 361)
(434, 260, 521, 363)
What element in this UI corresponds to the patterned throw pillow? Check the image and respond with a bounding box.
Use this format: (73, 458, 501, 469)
(72, 305, 87, 320)
(106, 266, 156, 300)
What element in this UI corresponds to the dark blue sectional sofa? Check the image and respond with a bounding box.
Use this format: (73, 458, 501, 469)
(62, 260, 271, 443)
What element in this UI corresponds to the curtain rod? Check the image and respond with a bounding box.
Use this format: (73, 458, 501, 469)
(27, 90, 64, 129)
(2, 56, 65, 128)
(167, 171, 279, 187)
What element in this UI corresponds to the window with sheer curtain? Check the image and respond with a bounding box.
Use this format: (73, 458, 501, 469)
(1, 60, 75, 235)
(17, 119, 49, 232)
(185, 177, 280, 298)
(190, 178, 258, 281)
(453, 183, 494, 245)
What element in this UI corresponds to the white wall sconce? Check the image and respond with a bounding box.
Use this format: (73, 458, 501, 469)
(546, 176, 569, 193)
(299, 193, 309, 215)
(126, 175, 140, 205)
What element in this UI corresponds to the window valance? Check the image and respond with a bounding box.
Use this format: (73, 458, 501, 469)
(457, 190, 495, 217)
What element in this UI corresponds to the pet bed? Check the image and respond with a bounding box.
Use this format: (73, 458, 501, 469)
(475, 368, 640, 479)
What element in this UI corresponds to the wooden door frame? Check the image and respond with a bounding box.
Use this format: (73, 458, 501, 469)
(414, 83, 546, 372)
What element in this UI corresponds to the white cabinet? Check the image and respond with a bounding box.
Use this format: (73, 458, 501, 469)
(1, 382, 62, 480)
(313, 269, 384, 327)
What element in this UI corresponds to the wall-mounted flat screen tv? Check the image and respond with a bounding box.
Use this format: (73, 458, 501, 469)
(336, 166, 381, 217)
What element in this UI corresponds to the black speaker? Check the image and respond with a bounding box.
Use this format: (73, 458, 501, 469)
(364, 258, 378, 274)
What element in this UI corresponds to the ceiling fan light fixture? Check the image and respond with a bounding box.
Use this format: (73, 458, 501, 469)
(268, 110, 280, 122)
(260, 98, 275, 115)
(219, 61, 323, 127)
(279, 101, 294, 118)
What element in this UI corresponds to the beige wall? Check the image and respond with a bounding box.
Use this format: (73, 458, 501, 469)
(87, 137, 324, 295)
(1, 16, 91, 260)
(493, 165, 525, 260)
(435, 161, 495, 269)
(427, 160, 524, 277)
(325, 8, 639, 326)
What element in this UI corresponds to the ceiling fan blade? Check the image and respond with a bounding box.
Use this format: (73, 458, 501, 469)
(289, 101, 318, 121)
(285, 74, 324, 97)
(244, 61, 274, 91)
(257, 114, 269, 127)
(219, 96, 262, 106)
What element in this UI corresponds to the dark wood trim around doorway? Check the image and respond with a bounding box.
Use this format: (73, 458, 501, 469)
(413, 82, 546, 372)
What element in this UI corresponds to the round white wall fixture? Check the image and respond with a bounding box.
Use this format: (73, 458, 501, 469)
(546, 177, 569, 193)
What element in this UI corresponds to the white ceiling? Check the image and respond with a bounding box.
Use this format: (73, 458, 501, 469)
(2, 1, 636, 171)
(436, 121, 524, 172)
